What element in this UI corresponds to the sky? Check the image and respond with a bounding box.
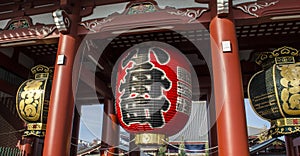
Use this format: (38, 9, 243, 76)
(244, 99, 270, 128)
(78, 104, 104, 142)
(78, 99, 270, 143)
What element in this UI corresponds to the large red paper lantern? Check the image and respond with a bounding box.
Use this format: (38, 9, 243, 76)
(112, 41, 192, 138)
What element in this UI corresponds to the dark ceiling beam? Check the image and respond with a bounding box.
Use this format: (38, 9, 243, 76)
(0, 80, 18, 96)
(0, 96, 24, 131)
(0, 51, 29, 79)
(86, 44, 114, 79)
(60, 0, 69, 6)
(80, 64, 113, 99)
(238, 34, 300, 50)
(0, 1, 60, 20)
(75, 80, 103, 105)
(194, 0, 209, 3)
(81, 0, 131, 7)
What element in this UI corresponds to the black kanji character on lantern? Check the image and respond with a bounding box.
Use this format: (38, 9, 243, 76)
(119, 46, 171, 128)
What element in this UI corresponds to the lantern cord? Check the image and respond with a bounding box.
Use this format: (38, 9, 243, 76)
(76, 137, 137, 155)
(161, 139, 218, 152)
(0, 129, 25, 136)
(104, 146, 139, 155)
(73, 137, 136, 148)
(98, 137, 136, 150)
(206, 148, 219, 154)
(72, 137, 94, 144)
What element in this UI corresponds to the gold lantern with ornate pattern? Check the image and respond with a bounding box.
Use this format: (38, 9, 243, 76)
(248, 46, 300, 137)
(16, 65, 53, 137)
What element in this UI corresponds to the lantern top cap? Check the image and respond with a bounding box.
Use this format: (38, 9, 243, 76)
(31, 65, 53, 75)
(31, 65, 54, 79)
(255, 46, 299, 69)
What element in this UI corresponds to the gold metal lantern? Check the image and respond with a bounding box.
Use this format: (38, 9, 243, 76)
(248, 46, 300, 137)
(16, 65, 53, 137)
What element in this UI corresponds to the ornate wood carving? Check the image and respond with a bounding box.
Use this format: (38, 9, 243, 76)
(53, 10, 71, 34)
(3, 16, 33, 30)
(217, 0, 229, 16)
(29, 26, 57, 38)
(127, 2, 157, 14)
(167, 8, 208, 23)
(124, 0, 159, 15)
(234, 0, 279, 17)
(80, 18, 114, 32)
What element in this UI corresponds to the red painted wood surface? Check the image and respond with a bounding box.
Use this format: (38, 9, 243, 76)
(101, 98, 120, 156)
(210, 13, 250, 156)
(43, 4, 81, 154)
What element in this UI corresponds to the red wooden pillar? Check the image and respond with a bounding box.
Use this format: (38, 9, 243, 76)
(209, 1, 250, 155)
(285, 135, 296, 156)
(70, 108, 81, 156)
(17, 137, 33, 156)
(129, 134, 140, 156)
(101, 98, 120, 156)
(43, 7, 81, 156)
(43, 35, 79, 155)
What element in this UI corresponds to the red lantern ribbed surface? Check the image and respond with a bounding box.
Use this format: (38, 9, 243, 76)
(112, 42, 192, 136)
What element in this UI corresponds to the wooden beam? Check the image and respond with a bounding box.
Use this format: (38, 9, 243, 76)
(238, 34, 300, 50)
(0, 80, 18, 95)
(194, 0, 210, 3)
(80, 64, 112, 99)
(81, 0, 131, 7)
(0, 51, 29, 79)
(0, 96, 24, 131)
(0, 0, 60, 20)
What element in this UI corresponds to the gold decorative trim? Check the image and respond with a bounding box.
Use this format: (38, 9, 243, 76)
(135, 133, 166, 145)
(272, 118, 300, 127)
(273, 64, 286, 118)
(255, 46, 299, 69)
(269, 126, 300, 136)
(27, 123, 46, 130)
(276, 62, 300, 115)
(31, 65, 52, 77)
(23, 130, 45, 137)
(16, 79, 47, 122)
(272, 46, 299, 57)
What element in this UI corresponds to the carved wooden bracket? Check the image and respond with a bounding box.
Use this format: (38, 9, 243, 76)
(217, 0, 229, 16)
(53, 9, 71, 34)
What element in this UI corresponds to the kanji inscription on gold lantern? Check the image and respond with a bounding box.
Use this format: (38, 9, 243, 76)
(16, 65, 53, 137)
(248, 46, 300, 137)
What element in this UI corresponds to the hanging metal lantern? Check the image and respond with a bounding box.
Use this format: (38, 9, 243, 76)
(16, 65, 53, 137)
(248, 46, 300, 137)
(112, 41, 192, 146)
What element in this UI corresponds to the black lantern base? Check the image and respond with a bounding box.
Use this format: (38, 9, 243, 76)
(269, 118, 300, 137)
